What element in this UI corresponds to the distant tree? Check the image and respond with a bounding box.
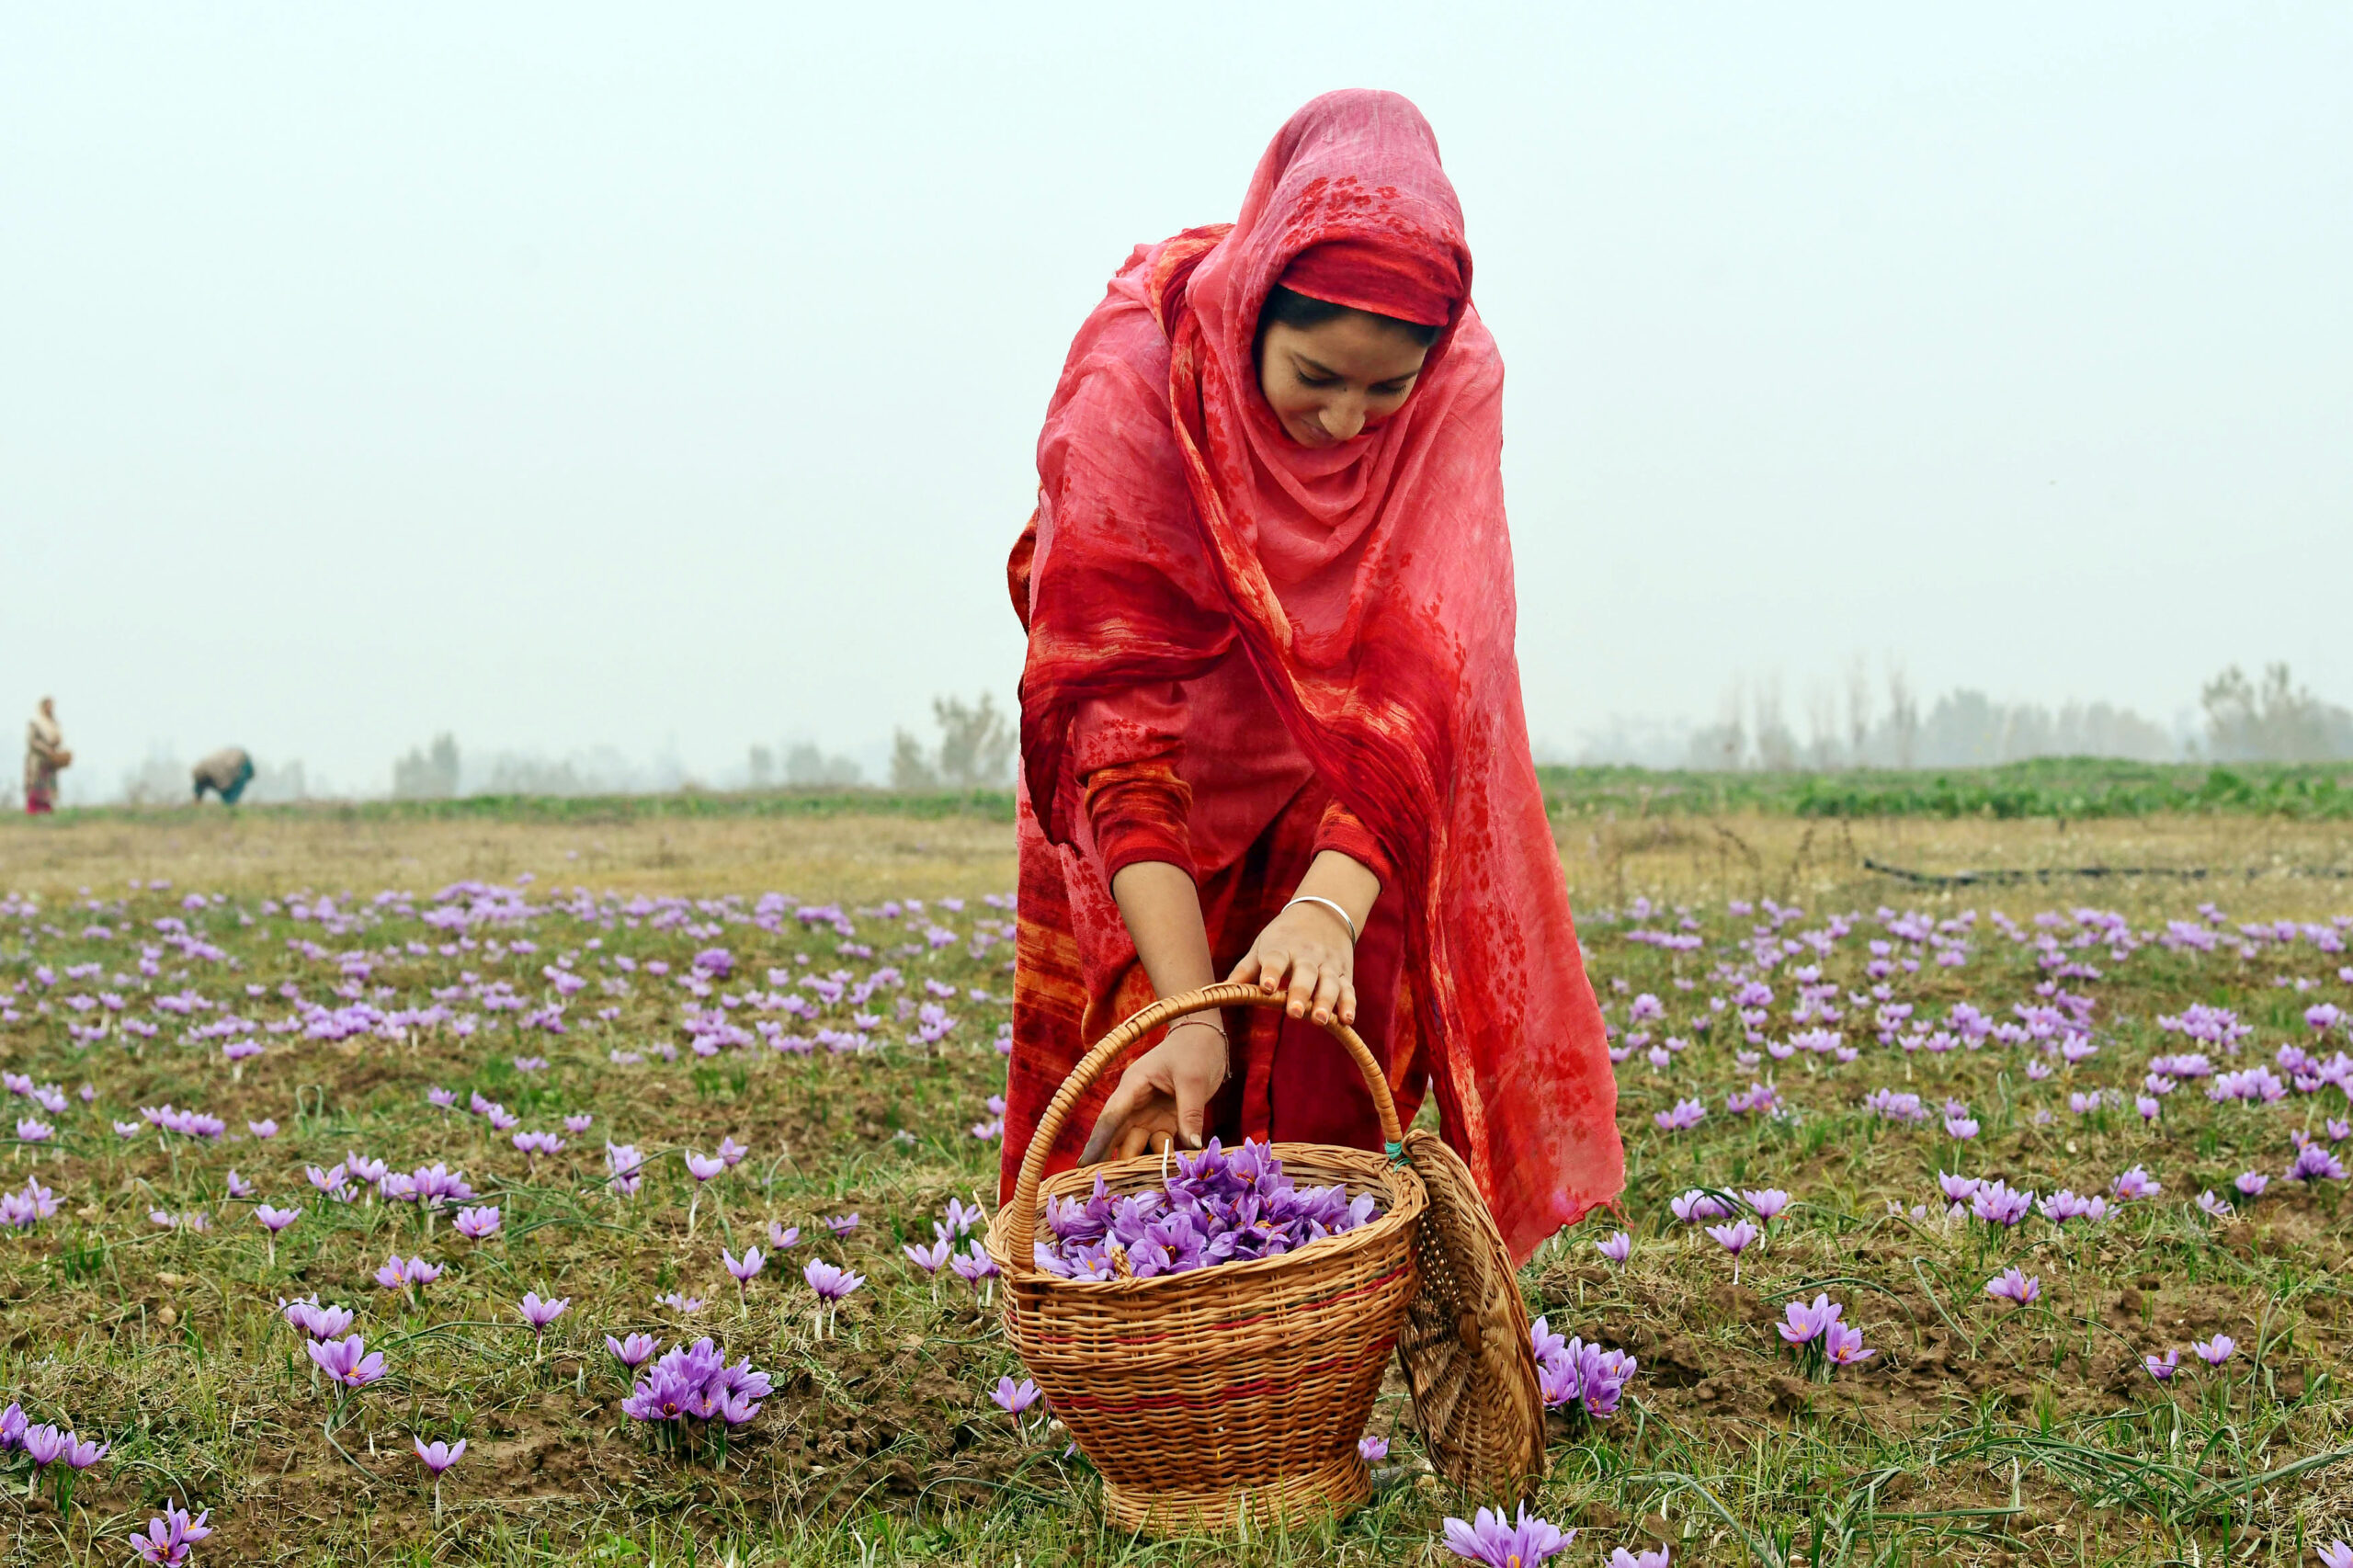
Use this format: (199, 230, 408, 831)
(891, 693, 1014, 790)
(934, 693, 1014, 787)
(747, 745, 776, 788)
(1883, 662, 1918, 769)
(889, 731, 940, 790)
(784, 742, 864, 787)
(2202, 664, 2353, 762)
(392, 733, 460, 799)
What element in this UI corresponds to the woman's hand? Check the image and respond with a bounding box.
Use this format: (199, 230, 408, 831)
(1230, 898, 1357, 1028)
(1079, 1019, 1228, 1163)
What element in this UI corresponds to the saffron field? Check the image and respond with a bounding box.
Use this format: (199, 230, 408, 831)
(3, 801, 2352, 1566)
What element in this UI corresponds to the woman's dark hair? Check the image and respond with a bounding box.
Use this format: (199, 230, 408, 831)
(1257, 284, 1443, 348)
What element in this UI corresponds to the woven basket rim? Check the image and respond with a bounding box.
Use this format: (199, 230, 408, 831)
(989, 1143, 1427, 1294)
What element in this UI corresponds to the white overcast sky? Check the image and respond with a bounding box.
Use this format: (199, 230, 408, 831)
(5, 4, 2347, 793)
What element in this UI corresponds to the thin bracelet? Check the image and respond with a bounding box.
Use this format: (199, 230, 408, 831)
(1283, 893, 1358, 944)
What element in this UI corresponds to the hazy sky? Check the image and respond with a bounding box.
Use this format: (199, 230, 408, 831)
(6, 5, 2348, 794)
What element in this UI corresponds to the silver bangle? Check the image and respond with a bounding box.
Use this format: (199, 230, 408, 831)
(1283, 893, 1358, 945)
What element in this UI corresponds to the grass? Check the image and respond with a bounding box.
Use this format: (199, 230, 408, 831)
(1, 806, 2350, 1564)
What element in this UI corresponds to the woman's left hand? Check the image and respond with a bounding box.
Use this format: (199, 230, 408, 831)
(1229, 901, 1356, 1028)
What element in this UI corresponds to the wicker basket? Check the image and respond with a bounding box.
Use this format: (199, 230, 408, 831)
(986, 983, 1428, 1535)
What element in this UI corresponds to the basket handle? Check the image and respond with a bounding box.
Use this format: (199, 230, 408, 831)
(1004, 982, 1405, 1266)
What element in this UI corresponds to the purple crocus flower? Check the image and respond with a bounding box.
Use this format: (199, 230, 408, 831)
(2193, 1335, 2235, 1366)
(1779, 1294, 1841, 1346)
(607, 1332, 660, 1369)
(685, 1152, 725, 1183)
(824, 1212, 860, 1235)
(2236, 1170, 2270, 1198)
(1653, 1098, 1705, 1131)
(248, 1119, 278, 1139)
(1441, 1504, 1574, 1566)
(2315, 1540, 2352, 1568)
(130, 1504, 211, 1566)
(307, 1334, 386, 1389)
(1668, 1189, 1729, 1223)
(63, 1432, 108, 1469)
(724, 1246, 766, 1283)
(1741, 1188, 1790, 1223)
(991, 1376, 1041, 1416)
(1358, 1434, 1390, 1461)
(1985, 1267, 2040, 1305)
(1608, 1551, 1672, 1568)
(904, 1237, 952, 1275)
(1707, 1220, 1759, 1256)
(0, 1403, 23, 1450)
(2110, 1166, 2160, 1201)
(256, 1205, 301, 1233)
(2289, 1144, 2348, 1184)
(1824, 1323, 1876, 1365)
(1971, 1181, 2035, 1228)
(21, 1423, 67, 1467)
(414, 1437, 465, 1473)
(564, 1113, 594, 1133)
(453, 1205, 502, 1241)
(804, 1259, 864, 1302)
(767, 1221, 801, 1248)
(2143, 1350, 2178, 1381)
(518, 1292, 570, 1333)
(1596, 1231, 1632, 1266)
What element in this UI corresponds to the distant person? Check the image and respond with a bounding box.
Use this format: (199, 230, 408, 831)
(191, 747, 256, 804)
(22, 698, 71, 815)
(1000, 91, 1621, 1264)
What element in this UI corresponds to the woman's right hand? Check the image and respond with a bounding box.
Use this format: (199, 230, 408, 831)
(1079, 1018, 1228, 1163)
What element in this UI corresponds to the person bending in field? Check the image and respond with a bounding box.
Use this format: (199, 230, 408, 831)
(22, 697, 71, 815)
(999, 90, 1622, 1262)
(191, 746, 256, 805)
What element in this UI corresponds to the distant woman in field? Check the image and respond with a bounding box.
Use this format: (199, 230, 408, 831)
(22, 697, 71, 815)
(1002, 90, 1621, 1259)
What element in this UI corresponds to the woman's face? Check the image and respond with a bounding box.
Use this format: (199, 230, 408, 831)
(1256, 312, 1433, 449)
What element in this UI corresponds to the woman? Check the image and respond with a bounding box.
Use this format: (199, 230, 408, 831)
(1003, 90, 1621, 1261)
(22, 698, 70, 815)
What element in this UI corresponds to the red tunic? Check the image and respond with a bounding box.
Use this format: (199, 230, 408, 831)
(1004, 90, 1624, 1262)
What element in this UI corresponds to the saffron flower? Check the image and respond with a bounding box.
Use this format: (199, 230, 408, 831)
(824, 1212, 860, 1235)
(2289, 1144, 2348, 1184)
(1441, 1504, 1574, 1566)
(1943, 1115, 1980, 1141)
(453, 1205, 502, 1241)
(1597, 1231, 1632, 1267)
(1654, 1098, 1705, 1131)
(130, 1504, 212, 1565)
(607, 1332, 659, 1369)
(767, 1221, 801, 1249)
(2143, 1350, 2178, 1381)
(1985, 1267, 2040, 1306)
(2314, 1541, 2352, 1568)
(21, 1423, 67, 1466)
(1358, 1434, 1389, 1461)
(723, 1246, 765, 1282)
(279, 1296, 354, 1340)
(991, 1376, 1041, 1416)
(1668, 1189, 1730, 1223)
(2111, 1165, 2160, 1201)
(307, 1334, 387, 1389)
(685, 1152, 725, 1183)
(1706, 1219, 1760, 1283)
(1529, 1316, 1637, 1417)
(1971, 1181, 2035, 1228)
(414, 1437, 465, 1473)
(2193, 1335, 2235, 1366)
(256, 1204, 301, 1233)
(2235, 1170, 2269, 1198)
(904, 1237, 952, 1275)
(1608, 1551, 1672, 1568)
(620, 1335, 773, 1432)
(518, 1292, 570, 1334)
(1741, 1188, 1790, 1223)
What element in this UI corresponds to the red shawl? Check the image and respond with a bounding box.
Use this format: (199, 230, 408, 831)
(1007, 89, 1622, 1261)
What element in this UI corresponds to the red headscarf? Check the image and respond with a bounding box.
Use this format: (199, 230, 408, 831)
(1011, 89, 1622, 1260)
